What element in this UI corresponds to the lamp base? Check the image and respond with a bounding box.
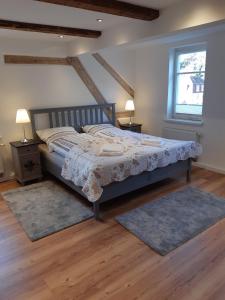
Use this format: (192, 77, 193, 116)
(129, 112, 133, 125)
(20, 138, 29, 144)
(21, 125, 29, 143)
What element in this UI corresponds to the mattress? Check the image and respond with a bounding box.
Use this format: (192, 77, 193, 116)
(38, 144, 64, 168)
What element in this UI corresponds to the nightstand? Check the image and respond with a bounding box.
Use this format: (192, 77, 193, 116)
(10, 140, 42, 185)
(119, 123, 142, 133)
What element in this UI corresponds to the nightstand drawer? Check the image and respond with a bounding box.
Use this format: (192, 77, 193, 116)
(119, 123, 142, 133)
(18, 145, 38, 156)
(21, 154, 41, 178)
(129, 126, 141, 133)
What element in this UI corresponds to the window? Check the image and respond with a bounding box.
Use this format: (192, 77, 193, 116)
(168, 45, 207, 122)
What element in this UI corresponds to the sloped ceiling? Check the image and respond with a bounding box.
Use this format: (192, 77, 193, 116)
(0, 0, 183, 41)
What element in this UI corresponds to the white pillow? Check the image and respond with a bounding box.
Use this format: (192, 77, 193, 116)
(82, 124, 114, 135)
(36, 127, 78, 143)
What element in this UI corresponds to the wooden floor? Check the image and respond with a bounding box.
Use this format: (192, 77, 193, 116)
(1, 167, 225, 300)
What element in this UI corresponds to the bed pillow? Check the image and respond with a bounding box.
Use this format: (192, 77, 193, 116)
(82, 124, 114, 135)
(83, 123, 129, 139)
(36, 127, 78, 143)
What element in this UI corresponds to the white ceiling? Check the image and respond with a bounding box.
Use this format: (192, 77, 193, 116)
(123, 0, 182, 9)
(0, 29, 78, 42)
(0, 0, 183, 42)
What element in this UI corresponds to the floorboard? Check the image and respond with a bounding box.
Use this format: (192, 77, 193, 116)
(0, 167, 225, 300)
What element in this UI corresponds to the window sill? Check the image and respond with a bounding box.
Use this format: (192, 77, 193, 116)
(164, 118, 203, 126)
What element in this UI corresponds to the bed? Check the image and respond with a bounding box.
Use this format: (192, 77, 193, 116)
(30, 103, 200, 219)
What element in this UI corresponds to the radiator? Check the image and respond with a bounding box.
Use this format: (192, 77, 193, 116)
(162, 127, 201, 143)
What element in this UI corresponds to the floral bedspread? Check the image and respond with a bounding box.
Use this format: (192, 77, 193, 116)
(61, 133, 202, 202)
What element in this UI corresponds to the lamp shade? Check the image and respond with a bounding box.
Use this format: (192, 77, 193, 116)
(16, 109, 30, 124)
(125, 99, 135, 111)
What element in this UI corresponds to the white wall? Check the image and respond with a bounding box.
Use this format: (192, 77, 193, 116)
(80, 48, 135, 112)
(135, 30, 225, 173)
(152, 0, 225, 36)
(0, 39, 90, 177)
(68, 21, 154, 55)
(0, 38, 135, 177)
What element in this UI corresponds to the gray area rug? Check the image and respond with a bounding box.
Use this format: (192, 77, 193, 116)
(116, 187, 225, 255)
(1, 181, 93, 241)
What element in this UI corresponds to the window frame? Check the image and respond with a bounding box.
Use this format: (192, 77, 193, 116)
(171, 44, 207, 122)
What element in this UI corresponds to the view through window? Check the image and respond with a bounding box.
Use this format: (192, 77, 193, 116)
(173, 47, 206, 119)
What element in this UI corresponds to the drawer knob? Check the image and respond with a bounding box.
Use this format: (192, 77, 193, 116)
(24, 160, 36, 171)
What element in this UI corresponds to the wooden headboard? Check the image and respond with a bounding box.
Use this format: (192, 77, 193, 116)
(29, 103, 116, 139)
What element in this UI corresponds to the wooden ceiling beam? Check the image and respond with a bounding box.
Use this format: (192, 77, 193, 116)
(67, 56, 108, 106)
(0, 19, 101, 38)
(35, 0, 160, 21)
(4, 55, 69, 65)
(67, 56, 112, 119)
(93, 53, 134, 98)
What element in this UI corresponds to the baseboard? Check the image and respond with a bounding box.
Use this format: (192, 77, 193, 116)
(0, 175, 15, 183)
(194, 162, 225, 175)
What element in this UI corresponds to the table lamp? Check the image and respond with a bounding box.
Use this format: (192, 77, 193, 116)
(16, 109, 30, 143)
(125, 99, 135, 124)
